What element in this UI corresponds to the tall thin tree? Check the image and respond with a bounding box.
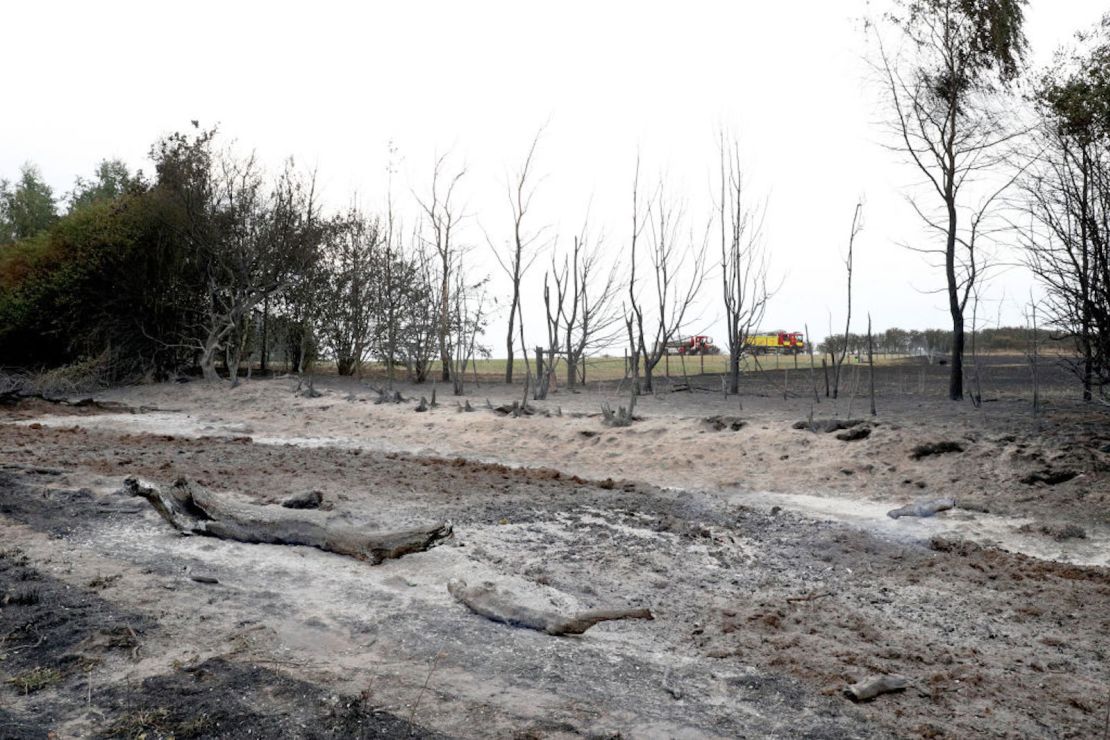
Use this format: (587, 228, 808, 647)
(873, 0, 1029, 400)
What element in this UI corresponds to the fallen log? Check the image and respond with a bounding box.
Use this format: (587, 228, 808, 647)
(447, 578, 653, 635)
(909, 440, 964, 459)
(887, 498, 956, 519)
(125, 477, 451, 564)
(843, 674, 910, 702)
(1019, 468, 1078, 486)
(786, 591, 833, 603)
(703, 416, 746, 432)
(835, 426, 871, 441)
(792, 418, 864, 434)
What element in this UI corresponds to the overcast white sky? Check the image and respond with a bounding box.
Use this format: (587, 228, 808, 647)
(3, 1, 1106, 348)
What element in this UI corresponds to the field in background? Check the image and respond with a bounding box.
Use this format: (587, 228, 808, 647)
(352, 352, 921, 385)
(324, 350, 1083, 403)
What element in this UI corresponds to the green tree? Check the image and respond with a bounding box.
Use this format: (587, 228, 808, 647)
(67, 159, 140, 212)
(0, 183, 202, 376)
(0, 163, 58, 243)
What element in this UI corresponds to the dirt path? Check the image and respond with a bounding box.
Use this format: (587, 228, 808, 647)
(1, 377, 1108, 737)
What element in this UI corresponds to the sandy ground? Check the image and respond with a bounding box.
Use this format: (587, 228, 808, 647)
(1, 362, 1108, 738)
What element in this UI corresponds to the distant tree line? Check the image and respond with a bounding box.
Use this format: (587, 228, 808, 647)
(817, 326, 1043, 358)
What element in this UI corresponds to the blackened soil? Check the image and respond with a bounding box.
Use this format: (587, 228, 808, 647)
(0, 474, 439, 740)
(0, 537, 153, 736)
(93, 657, 441, 740)
(0, 469, 118, 537)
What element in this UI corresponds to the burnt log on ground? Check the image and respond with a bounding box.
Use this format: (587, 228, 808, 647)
(1019, 468, 1078, 486)
(125, 477, 451, 564)
(281, 490, 323, 509)
(447, 578, 653, 636)
(886, 498, 956, 519)
(494, 401, 536, 416)
(909, 441, 964, 459)
(0, 387, 131, 412)
(703, 416, 746, 432)
(792, 418, 864, 433)
(836, 426, 871, 441)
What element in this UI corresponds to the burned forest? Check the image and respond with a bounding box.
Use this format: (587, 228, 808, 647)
(2, 2, 1109, 738)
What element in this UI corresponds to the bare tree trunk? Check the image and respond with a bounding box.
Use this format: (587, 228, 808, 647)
(261, 295, 269, 374)
(867, 313, 876, 417)
(496, 129, 545, 385)
(200, 333, 221, 382)
(949, 311, 965, 401)
(728, 351, 741, 396)
(1029, 298, 1041, 420)
(806, 322, 819, 403)
(534, 346, 546, 400)
(505, 305, 517, 385)
(833, 201, 862, 399)
(946, 199, 965, 400)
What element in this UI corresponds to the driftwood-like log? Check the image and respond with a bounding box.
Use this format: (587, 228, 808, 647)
(447, 578, 653, 636)
(125, 477, 451, 564)
(887, 498, 956, 519)
(844, 674, 910, 702)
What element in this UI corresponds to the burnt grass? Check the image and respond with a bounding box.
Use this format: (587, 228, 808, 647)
(93, 657, 442, 740)
(0, 468, 117, 537)
(0, 533, 152, 735)
(2, 360, 1110, 737)
(0, 474, 439, 740)
(2, 448, 1106, 737)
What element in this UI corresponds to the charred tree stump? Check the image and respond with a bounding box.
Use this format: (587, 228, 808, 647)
(126, 477, 451, 564)
(447, 578, 653, 636)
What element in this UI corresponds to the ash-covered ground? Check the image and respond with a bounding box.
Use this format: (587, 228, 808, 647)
(1, 360, 1107, 738)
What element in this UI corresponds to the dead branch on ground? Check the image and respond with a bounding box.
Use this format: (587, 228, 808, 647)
(447, 578, 653, 636)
